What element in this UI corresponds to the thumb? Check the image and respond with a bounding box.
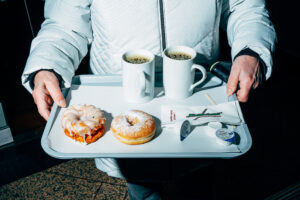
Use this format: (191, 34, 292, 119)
(45, 81, 66, 107)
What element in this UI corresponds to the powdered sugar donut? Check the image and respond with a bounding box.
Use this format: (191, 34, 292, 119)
(61, 104, 106, 144)
(111, 110, 156, 145)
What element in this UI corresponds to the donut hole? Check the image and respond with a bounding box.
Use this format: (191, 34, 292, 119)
(126, 116, 139, 126)
(73, 116, 80, 121)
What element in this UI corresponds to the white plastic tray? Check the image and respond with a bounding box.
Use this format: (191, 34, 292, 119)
(41, 74, 252, 159)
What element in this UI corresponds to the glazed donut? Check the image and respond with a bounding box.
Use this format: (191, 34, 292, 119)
(111, 110, 156, 145)
(61, 104, 106, 144)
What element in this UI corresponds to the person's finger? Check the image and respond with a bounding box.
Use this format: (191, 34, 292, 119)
(252, 66, 261, 89)
(38, 102, 51, 120)
(45, 80, 66, 107)
(252, 77, 260, 89)
(33, 87, 51, 120)
(226, 64, 240, 96)
(236, 76, 253, 102)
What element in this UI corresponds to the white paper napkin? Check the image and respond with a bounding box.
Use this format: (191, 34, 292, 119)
(161, 101, 244, 126)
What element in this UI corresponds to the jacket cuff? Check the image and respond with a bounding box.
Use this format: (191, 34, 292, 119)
(28, 69, 63, 90)
(234, 48, 267, 83)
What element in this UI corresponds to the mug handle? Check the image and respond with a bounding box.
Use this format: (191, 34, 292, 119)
(137, 69, 146, 97)
(189, 64, 207, 92)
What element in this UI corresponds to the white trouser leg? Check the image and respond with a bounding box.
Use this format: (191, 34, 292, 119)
(94, 158, 125, 179)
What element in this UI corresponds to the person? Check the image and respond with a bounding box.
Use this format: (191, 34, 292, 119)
(21, 0, 276, 199)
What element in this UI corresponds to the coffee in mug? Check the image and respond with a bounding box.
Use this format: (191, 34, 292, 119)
(122, 50, 155, 103)
(166, 52, 192, 60)
(163, 46, 207, 100)
(125, 55, 151, 64)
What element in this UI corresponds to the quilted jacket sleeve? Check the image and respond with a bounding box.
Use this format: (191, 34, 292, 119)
(221, 0, 277, 79)
(21, 0, 92, 92)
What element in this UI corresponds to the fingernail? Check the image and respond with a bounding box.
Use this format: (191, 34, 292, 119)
(59, 100, 66, 107)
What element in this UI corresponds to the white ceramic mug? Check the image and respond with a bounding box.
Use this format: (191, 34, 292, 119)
(122, 49, 155, 103)
(163, 46, 207, 100)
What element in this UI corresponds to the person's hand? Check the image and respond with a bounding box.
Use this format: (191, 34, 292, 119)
(226, 55, 260, 102)
(32, 70, 66, 120)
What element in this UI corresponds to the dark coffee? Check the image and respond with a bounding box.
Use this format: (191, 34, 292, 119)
(167, 52, 192, 60)
(125, 55, 150, 64)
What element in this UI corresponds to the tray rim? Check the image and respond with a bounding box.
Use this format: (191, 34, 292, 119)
(41, 74, 252, 159)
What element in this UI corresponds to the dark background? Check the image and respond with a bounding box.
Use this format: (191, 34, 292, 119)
(0, 0, 299, 199)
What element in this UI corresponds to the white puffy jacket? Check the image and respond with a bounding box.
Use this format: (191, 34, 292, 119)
(22, 0, 276, 92)
(21, 0, 276, 179)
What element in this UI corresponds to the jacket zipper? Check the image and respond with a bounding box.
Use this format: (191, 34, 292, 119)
(158, 0, 166, 51)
